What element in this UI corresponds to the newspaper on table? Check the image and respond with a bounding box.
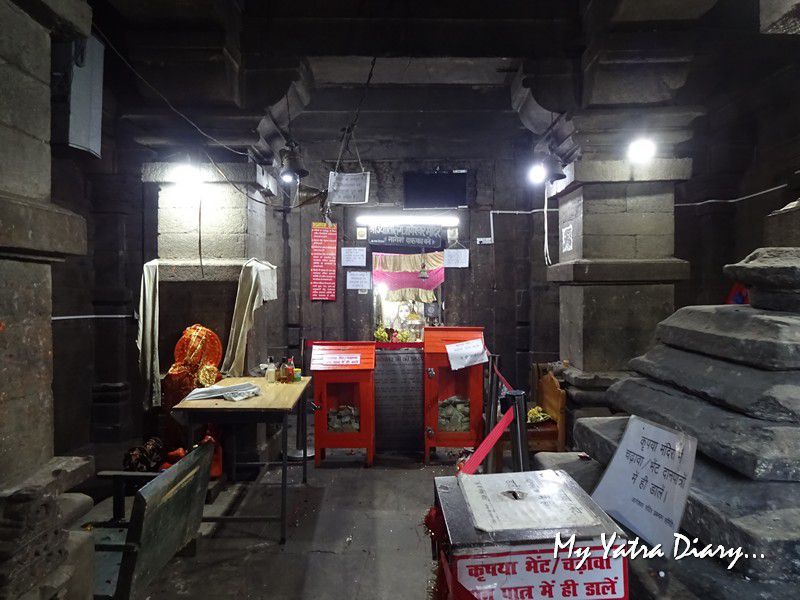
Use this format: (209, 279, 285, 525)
(184, 382, 261, 402)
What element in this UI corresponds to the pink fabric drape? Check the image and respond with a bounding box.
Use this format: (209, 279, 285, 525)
(372, 267, 444, 291)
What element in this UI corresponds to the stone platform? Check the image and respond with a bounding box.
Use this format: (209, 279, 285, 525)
(574, 416, 800, 583)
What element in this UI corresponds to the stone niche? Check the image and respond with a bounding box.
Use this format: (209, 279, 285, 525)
(142, 162, 285, 469)
(142, 161, 285, 369)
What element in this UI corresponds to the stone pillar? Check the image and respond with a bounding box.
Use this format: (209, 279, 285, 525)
(0, 1, 96, 597)
(90, 175, 141, 443)
(546, 109, 696, 378)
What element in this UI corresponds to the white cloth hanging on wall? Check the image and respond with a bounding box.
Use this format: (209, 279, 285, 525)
(136, 258, 278, 408)
(136, 260, 161, 407)
(221, 258, 278, 376)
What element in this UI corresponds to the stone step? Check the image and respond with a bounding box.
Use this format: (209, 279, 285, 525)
(532, 451, 604, 493)
(657, 305, 800, 370)
(724, 248, 800, 312)
(566, 386, 610, 406)
(574, 416, 800, 581)
(609, 376, 800, 481)
(630, 344, 800, 423)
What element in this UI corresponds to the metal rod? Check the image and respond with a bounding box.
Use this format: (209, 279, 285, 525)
(483, 354, 499, 474)
(509, 390, 530, 472)
(280, 413, 289, 544)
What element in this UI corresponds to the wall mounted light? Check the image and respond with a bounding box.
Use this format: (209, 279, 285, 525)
(628, 138, 656, 164)
(355, 214, 459, 227)
(528, 163, 547, 185)
(527, 154, 565, 186)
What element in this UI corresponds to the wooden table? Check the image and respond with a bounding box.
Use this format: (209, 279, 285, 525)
(172, 376, 312, 543)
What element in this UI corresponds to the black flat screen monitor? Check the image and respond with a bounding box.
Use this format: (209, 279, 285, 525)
(404, 171, 467, 208)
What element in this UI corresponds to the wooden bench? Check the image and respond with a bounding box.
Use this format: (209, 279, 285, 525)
(492, 365, 567, 471)
(91, 442, 213, 600)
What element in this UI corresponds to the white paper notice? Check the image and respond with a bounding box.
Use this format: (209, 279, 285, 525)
(444, 248, 469, 268)
(445, 338, 488, 370)
(321, 354, 361, 366)
(341, 246, 367, 267)
(592, 416, 696, 550)
(346, 271, 372, 290)
(327, 171, 370, 204)
(458, 471, 600, 533)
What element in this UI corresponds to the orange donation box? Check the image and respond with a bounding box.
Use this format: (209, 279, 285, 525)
(311, 342, 376, 467)
(423, 327, 485, 463)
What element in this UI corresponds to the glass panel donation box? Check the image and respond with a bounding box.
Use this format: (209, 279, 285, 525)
(423, 327, 485, 463)
(311, 342, 376, 467)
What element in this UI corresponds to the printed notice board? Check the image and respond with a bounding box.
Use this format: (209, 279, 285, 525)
(310, 222, 338, 301)
(592, 416, 696, 550)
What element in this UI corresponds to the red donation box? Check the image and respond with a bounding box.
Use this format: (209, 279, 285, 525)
(423, 327, 485, 463)
(311, 342, 376, 467)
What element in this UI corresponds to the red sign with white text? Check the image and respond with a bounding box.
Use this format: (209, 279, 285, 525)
(310, 222, 338, 301)
(453, 543, 628, 600)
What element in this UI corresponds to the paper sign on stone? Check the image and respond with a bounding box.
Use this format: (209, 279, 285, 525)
(341, 246, 367, 267)
(444, 248, 469, 268)
(592, 416, 696, 550)
(346, 271, 372, 290)
(446, 338, 487, 370)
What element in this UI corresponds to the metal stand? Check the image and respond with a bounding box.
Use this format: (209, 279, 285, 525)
(483, 354, 500, 474)
(502, 390, 530, 472)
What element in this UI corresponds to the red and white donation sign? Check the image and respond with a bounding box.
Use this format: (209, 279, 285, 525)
(310, 222, 338, 301)
(453, 542, 628, 600)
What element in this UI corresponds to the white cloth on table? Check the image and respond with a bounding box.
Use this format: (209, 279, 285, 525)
(136, 260, 161, 407)
(220, 258, 278, 377)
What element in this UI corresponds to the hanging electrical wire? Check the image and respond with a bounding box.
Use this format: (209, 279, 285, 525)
(94, 26, 249, 157)
(333, 56, 377, 174)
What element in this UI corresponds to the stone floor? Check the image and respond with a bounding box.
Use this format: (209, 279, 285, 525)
(144, 439, 452, 599)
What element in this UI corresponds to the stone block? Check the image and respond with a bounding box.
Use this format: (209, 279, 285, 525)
(0, 123, 50, 201)
(0, 62, 49, 140)
(608, 376, 800, 481)
(0, 0, 50, 82)
(765, 204, 800, 246)
(55, 493, 92, 528)
(724, 247, 800, 290)
(582, 234, 636, 259)
(559, 284, 674, 372)
(583, 212, 674, 237)
(563, 366, 628, 389)
(630, 344, 800, 422)
(566, 387, 609, 406)
(657, 305, 800, 370)
(724, 247, 800, 312)
(62, 530, 93, 600)
(0, 196, 87, 256)
(574, 416, 800, 581)
(548, 259, 689, 283)
(11, 0, 92, 39)
(532, 452, 604, 493)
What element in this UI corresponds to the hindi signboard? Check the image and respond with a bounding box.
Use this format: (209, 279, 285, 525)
(368, 224, 442, 248)
(341, 246, 367, 267)
(327, 171, 370, 204)
(453, 542, 627, 600)
(309, 222, 337, 301)
(592, 416, 696, 550)
(346, 271, 372, 290)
